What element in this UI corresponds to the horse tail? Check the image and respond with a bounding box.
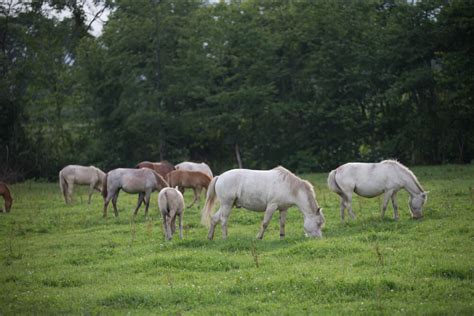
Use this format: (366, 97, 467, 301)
(102, 174, 108, 199)
(201, 176, 218, 227)
(327, 169, 342, 194)
(59, 170, 68, 203)
(158, 189, 169, 215)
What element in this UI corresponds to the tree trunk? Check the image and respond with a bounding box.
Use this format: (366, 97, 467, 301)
(235, 143, 243, 169)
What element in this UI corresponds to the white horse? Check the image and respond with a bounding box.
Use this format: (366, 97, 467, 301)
(103, 168, 168, 218)
(201, 166, 325, 240)
(158, 188, 185, 240)
(327, 160, 428, 221)
(59, 165, 106, 204)
(175, 161, 213, 178)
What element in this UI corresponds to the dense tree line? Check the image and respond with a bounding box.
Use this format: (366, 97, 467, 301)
(1, 0, 473, 180)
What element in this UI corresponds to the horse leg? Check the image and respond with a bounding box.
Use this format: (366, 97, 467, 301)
(279, 208, 288, 240)
(187, 188, 198, 208)
(196, 187, 203, 206)
(339, 195, 346, 223)
(256, 204, 278, 240)
(208, 203, 231, 240)
(67, 181, 74, 203)
(345, 192, 356, 220)
(103, 190, 114, 218)
(88, 183, 95, 204)
(178, 213, 183, 239)
(133, 193, 145, 216)
(112, 191, 120, 217)
(220, 204, 233, 239)
(162, 213, 171, 240)
(381, 190, 393, 219)
(144, 190, 152, 217)
(391, 192, 399, 220)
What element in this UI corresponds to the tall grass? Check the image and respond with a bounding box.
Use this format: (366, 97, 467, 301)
(0, 165, 472, 314)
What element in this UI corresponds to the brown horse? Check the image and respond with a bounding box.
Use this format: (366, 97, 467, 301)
(103, 168, 168, 218)
(167, 170, 212, 208)
(0, 182, 13, 213)
(136, 160, 175, 178)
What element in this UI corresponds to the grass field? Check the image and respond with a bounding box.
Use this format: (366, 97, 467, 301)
(0, 165, 473, 314)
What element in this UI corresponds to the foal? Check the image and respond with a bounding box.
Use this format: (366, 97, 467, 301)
(166, 170, 212, 208)
(158, 188, 185, 240)
(0, 182, 13, 213)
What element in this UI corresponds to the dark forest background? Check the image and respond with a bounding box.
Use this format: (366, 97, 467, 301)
(1, 0, 473, 180)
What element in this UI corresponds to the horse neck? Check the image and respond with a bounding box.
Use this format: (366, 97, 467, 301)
(295, 185, 318, 217)
(2, 187, 11, 200)
(153, 173, 168, 189)
(400, 170, 423, 197)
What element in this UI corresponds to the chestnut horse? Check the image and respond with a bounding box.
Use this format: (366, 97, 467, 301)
(103, 168, 168, 218)
(0, 182, 13, 213)
(166, 170, 212, 208)
(136, 160, 175, 178)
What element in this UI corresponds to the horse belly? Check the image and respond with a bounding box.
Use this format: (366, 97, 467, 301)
(72, 169, 97, 185)
(354, 185, 384, 198)
(236, 199, 266, 212)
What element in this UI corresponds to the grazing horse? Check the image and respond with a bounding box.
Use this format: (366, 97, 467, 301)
(201, 166, 325, 240)
(158, 188, 185, 240)
(175, 161, 213, 178)
(167, 170, 212, 208)
(136, 160, 175, 178)
(0, 182, 13, 213)
(103, 168, 168, 218)
(327, 160, 428, 221)
(59, 165, 106, 204)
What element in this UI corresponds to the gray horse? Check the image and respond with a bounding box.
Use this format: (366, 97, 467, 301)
(103, 168, 168, 218)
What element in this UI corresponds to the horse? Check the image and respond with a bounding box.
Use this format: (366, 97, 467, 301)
(0, 182, 13, 213)
(201, 166, 325, 240)
(102, 168, 168, 218)
(167, 170, 212, 208)
(327, 160, 428, 222)
(136, 160, 175, 178)
(158, 188, 185, 240)
(175, 161, 213, 178)
(59, 165, 106, 204)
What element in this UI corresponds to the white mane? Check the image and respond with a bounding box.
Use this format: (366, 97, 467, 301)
(273, 166, 320, 213)
(381, 160, 424, 192)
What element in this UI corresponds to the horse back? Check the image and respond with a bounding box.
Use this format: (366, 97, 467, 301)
(335, 162, 403, 196)
(168, 170, 211, 188)
(0, 182, 11, 196)
(216, 169, 296, 209)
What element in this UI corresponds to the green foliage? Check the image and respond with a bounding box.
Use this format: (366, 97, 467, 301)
(0, 165, 473, 314)
(1, 0, 473, 177)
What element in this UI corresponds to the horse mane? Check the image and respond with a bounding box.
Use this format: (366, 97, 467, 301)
(150, 169, 169, 188)
(273, 166, 320, 213)
(381, 160, 425, 192)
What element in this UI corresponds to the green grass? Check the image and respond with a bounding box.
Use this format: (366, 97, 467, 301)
(0, 164, 473, 314)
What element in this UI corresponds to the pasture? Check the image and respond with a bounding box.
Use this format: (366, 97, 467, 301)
(0, 165, 472, 314)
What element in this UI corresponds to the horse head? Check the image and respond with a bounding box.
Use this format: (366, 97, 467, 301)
(4, 197, 12, 212)
(409, 191, 428, 219)
(304, 207, 325, 238)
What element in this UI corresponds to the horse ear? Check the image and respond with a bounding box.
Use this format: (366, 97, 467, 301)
(316, 207, 321, 214)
